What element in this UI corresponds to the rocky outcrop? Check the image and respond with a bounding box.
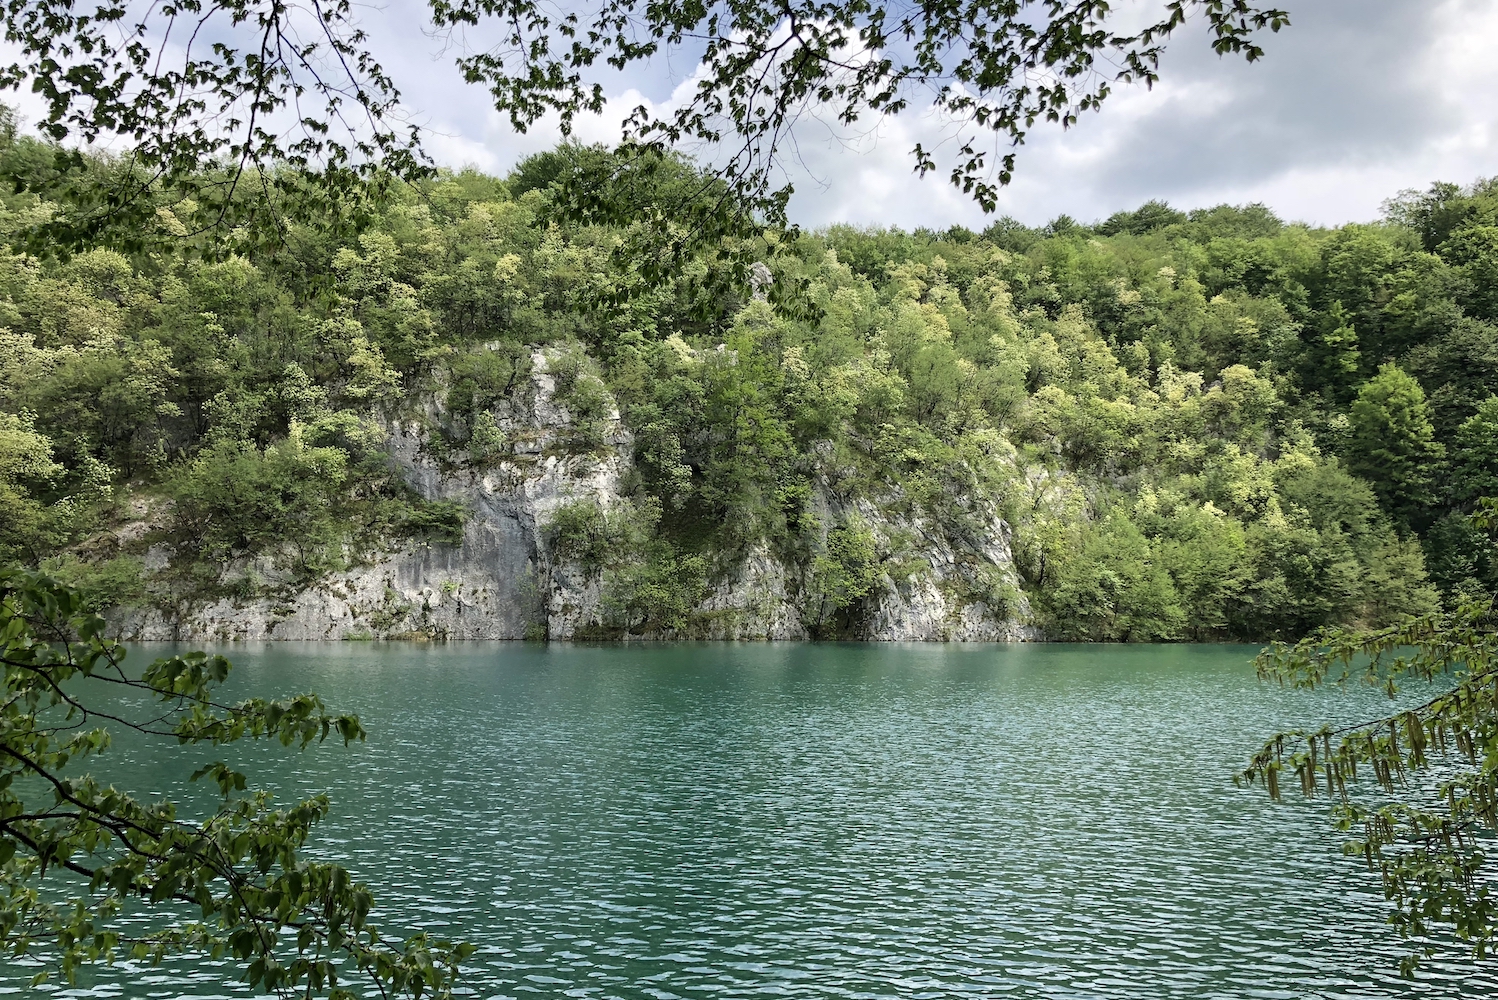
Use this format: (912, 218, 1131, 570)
(860, 507, 1032, 642)
(112, 349, 622, 641)
(111, 347, 1037, 642)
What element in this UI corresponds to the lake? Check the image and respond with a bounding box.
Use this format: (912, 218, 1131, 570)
(6, 642, 1494, 998)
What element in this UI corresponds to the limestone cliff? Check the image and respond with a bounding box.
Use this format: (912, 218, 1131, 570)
(112, 349, 1036, 641)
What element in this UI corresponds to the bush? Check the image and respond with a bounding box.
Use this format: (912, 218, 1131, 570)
(600, 551, 709, 635)
(805, 516, 882, 636)
(1043, 511, 1186, 642)
(401, 499, 467, 546)
(546, 496, 657, 572)
(170, 435, 348, 573)
(43, 553, 144, 612)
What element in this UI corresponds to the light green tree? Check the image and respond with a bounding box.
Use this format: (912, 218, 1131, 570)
(806, 517, 883, 637)
(0, 412, 62, 561)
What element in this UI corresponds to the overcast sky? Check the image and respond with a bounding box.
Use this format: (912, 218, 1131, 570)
(347, 0, 1495, 230)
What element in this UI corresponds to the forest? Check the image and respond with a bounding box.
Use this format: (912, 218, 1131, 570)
(2, 120, 1495, 642)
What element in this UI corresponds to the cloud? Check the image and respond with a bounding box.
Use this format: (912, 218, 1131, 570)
(1103, 1, 1453, 189)
(765, 0, 1498, 228)
(369, 0, 1498, 229)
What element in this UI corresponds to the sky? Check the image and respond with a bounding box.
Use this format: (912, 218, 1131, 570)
(12, 0, 1498, 231)
(349, 0, 1498, 230)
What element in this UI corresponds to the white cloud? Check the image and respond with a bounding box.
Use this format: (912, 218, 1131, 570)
(371, 0, 1498, 228)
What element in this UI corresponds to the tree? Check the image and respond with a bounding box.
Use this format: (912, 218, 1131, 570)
(0, 569, 473, 994)
(169, 433, 351, 574)
(806, 516, 882, 636)
(1240, 503, 1498, 974)
(1042, 511, 1187, 641)
(0, 1, 1286, 247)
(1402, 317, 1498, 441)
(1452, 396, 1498, 508)
(1384, 177, 1498, 253)
(1296, 301, 1361, 404)
(1096, 199, 1188, 236)
(1346, 363, 1444, 531)
(1421, 511, 1497, 601)
(1440, 224, 1498, 322)
(0, 412, 63, 562)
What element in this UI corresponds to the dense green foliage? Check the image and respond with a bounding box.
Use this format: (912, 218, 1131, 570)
(3, 118, 1496, 638)
(0, 568, 471, 993)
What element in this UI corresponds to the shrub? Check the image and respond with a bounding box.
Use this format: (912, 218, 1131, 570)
(170, 435, 348, 573)
(805, 516, 882, 635)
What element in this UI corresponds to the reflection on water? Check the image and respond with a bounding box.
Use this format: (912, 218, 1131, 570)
(7, 642, 1493, 998)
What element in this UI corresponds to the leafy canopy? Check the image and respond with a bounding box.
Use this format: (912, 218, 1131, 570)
(0, 1, 1287, 245)
(1346, 362, 1444, 532)
(0, 568, 472, 995)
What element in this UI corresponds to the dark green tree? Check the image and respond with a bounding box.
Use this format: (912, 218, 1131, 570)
(1421, 511, 1497, 601)
(1346, 362, 1444, 530)
(1440, 224, 1498, 322)
(1451, 396, 1498, 508)
(1402, 317, 1498, 440)
(1384, 177, 1498, 252)
(1296, 301, 1361, 403)
(1096, 199, 1187, 236)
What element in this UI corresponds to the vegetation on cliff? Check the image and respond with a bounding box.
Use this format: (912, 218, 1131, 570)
(2, 123, 1494, 638)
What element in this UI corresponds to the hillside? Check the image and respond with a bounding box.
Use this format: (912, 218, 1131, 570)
(4, 139, 1495, 640)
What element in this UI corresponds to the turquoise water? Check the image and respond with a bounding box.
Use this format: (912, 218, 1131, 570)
(7, 642, 1494, 998)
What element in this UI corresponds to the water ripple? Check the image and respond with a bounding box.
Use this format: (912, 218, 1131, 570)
(8, 642, 1495, 998)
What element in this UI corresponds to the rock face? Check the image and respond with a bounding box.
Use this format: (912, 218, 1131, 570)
(857, 506, 1033, 642)
(112, 349, 1036, 642)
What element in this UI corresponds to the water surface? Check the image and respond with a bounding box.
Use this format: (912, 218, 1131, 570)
(8, 642, 1493, 998)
